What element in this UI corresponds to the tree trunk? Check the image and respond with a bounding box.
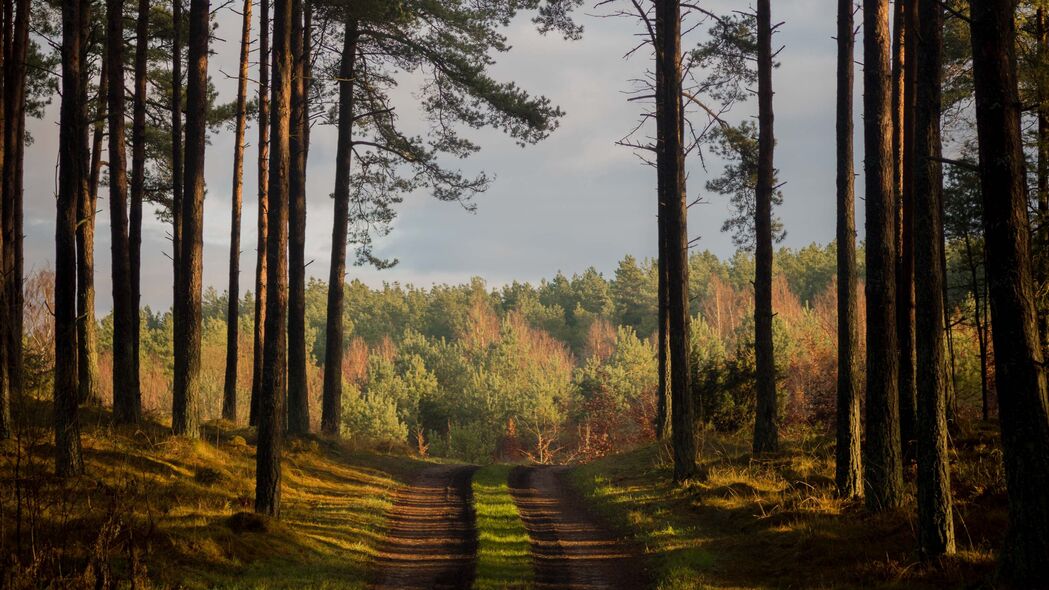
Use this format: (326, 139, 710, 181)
(655, 2, 670, 440)
(223, 0, 252, 423)
(129, 0, 148, 408)
(862, 0, 904, 512)
(286, 0, 309, 435)
(964, 234, 990, 421)
(171, 0, 183, 356)
(896, 0, 918, 463)
(251, 0, 270, 428)
(256, 0, 292, 517)
(0, 0, 8, 440)
(835, 0, 862, 499)
(752, 0, 778, 454)
(108, 0, 138, 425)
(912, 0, 955, 558)
(2, 0, 27, 405)
(1037, 8, 1049, 348)
(655, 0, 695, 482)
(56, 0, 87, 476)
(969, 0, 1049, 582)
(321, 17, 358, 437)
(79, 51, 105, 407)
(173, 0, 209, 438)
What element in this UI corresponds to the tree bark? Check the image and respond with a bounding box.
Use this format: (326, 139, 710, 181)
(655, 0, 695, 482)
(79, 51, 105, 407)
(835, 0, 862, 499)
(321, 17, 358, 437)
(1038, 8, 1049, 349)
(654, 3, 670, 439)
(173, 0, 209, 438)
(129, 0, 148, 408)
(256, 0, 292, 517)
(752, 0, 778, 454)
(286, 0, 309, 435)
(896, 0, 918, 462)
(913, 0, 955, 558)
(863, 0, 904, 512)
(2, 0, 27, 405)
(963, 234, 990, 421)
(171, 0, 183, 357)
(969, 0, 1049, 582)
(251, 0, 270, 428)
(0, 0, 8, 440)
(108, 0, 138, 425)
(223, 0, 252, 423)
(56, 0, 87, 476)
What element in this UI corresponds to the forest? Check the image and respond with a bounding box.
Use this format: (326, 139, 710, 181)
(0, 0, 1047, 588)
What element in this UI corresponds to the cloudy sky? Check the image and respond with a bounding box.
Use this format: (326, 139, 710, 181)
(22, 0, 859, 312)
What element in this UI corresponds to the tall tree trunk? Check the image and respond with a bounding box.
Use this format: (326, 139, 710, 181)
(752, 0, 778, 454)
(655, 0, 695, 482)
(1037, 8, 1049, 348)
(896, 0, 918, 462)
(862, 0, 904, 512)
(2, 0, 27, 405)
(913, 0, 955, 558)
(224, 0, 252, 423)
(964, 234, 990, 421)
(108, 0, 138, 425)
(251, 0, 270, 428)
(0, 0, 8, 440)
(171, 0, 183, 354)
(129, 0, 148, 408)
(56, 0, 87, 476)
(969, 0, 1049, 582)
(286, 0, 309, 434)
(835, 0, 862, 499)
(321, 18, 357, 437)
(256, 0, 292, 517)
(79, 51, 105, 407)
(173, 0, 209, 438)
(654, 5, 670, 439)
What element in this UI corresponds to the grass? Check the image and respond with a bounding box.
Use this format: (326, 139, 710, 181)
(567, 427, 1006, 590)
(472, 464, 533, 590)
(0, 405, 431, 589)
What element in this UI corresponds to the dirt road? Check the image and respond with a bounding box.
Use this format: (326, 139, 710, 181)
(371, 465, 479, 590)
(509, 466, 648, 589)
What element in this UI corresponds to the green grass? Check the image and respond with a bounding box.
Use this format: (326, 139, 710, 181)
(472, 464, 533, 590)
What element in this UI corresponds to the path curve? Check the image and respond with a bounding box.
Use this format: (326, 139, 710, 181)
(509, 465, 648, 590)
(371, 465, 479, 590)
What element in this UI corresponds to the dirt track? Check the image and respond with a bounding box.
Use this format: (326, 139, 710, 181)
(509, 466, 648, 589)
(371, 465, 479, 590)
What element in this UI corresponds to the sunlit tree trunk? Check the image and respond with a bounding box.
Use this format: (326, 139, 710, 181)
(251, 0, 270, 428)
(321, 17, 358, 437)
(752, 0, 778, 454)
(79, 53, 105, 407)
(171, 0, 183, 363)
(56, 0, 87, 476)
(656, 0, 695, 482)
(863, 0, 904, 512)
(257, 0, 292, 517)
(224, 0, 252, 423)
(173, 0, 209, 438)
(969, 0, 1049, 582)
(835, 0, 862, 499)
(286, 0, 309, 434)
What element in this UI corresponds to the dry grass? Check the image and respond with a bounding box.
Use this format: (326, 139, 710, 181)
(0, 403, 429, 589)
(568, 426, 1005, 590)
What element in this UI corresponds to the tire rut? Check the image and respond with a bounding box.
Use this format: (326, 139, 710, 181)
(371, 465, 479, 590)
(509, 465, 647, 590)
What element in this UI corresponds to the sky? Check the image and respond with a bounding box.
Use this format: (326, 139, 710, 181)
(21, 0, 860, 313)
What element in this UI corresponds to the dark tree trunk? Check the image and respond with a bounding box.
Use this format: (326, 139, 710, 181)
(286, 0, 309, 435)
(912, 0, 955, 558)
(963, 234, 990, 421)
(0, 0, 8, 440)
(835, 0, 862, 499)
(171, 0, 183, 352)
(1038, 8, 1049, 348)
(79, 52, 105, 407)
(862, 0, 904, 512)
(129, 0, 148, 407)
(256, 0, 292, 517)
(251, 0, 270, 428)
(655, 3, 670, 440)
(173, 0, 209, 438)
(321, 17, 358, 437)
(108, 0, 138, 425)
(223, 0, 252, 423)
(752, 0, 778, 454)
(56, 0, 87, 476)
(969, 0, 1049, 582)
(2, 0, 27, 405)
(655, 0, 695, 482)
(896, 0, 918, 463)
